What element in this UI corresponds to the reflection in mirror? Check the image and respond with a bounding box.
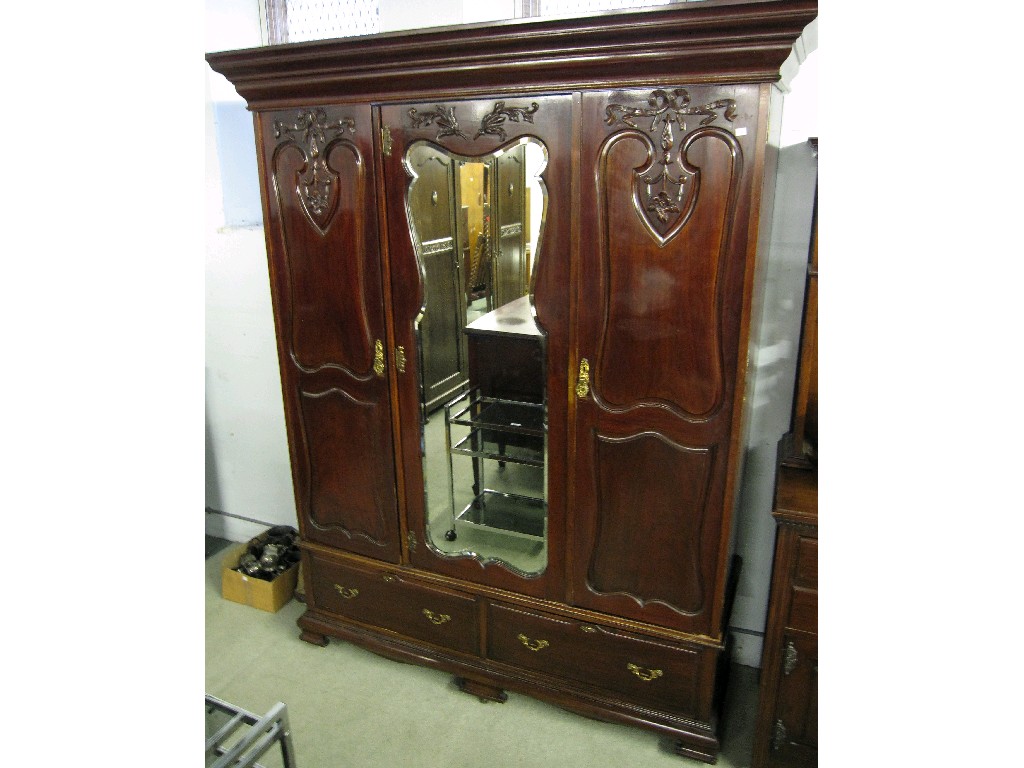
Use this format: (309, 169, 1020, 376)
(405, 137, 548, 576)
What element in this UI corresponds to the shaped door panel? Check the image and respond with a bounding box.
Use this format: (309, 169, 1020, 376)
(259, 105, 401, 562)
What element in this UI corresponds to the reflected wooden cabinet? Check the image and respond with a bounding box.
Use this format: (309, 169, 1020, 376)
(405, 145, 468, 413)
(207, 2, 816, 761)
(752, 469, 818, 768)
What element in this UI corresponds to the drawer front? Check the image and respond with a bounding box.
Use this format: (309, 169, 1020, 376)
(764, 631, 817, 767)
(488, 602, 704, 716)
(307, 552, 479, 655)
(787, 586, 817, 634)
(793, 536, 817, 589)
(775, 631, 817, 750)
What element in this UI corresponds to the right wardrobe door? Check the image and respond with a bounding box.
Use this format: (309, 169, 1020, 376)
(570, 84, 766, 637)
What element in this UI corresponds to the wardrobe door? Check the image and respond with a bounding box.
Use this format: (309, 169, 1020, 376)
(570, 85, 765, 636)
(258, 105, 402, 563)
(380, 96, 572, 599)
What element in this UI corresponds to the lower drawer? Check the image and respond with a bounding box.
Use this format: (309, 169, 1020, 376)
(487, 602, 708, 717)
(787, 586, 817, 634)
(306, 551, 479, 656)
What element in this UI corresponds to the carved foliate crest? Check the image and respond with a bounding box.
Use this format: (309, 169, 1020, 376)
(274, 109, 356, 234)
(606, 89, 737, 245)
(408, 105, 469, 141)
(475, 101, 539, 141)
(409, 102, 541, 143)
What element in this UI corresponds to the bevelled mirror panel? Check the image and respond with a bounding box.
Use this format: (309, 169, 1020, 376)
(405, 137, 548, 576)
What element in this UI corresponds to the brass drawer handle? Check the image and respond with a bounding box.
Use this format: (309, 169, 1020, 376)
(783, 641, 798, 675)
(627, 663, 663, 682)
(517, 634, 550, 652)
(382, 574, 397, 583)
(423, 609, 451, 625)
(334, 585, 359, 600)
(579, 625, 597, 633)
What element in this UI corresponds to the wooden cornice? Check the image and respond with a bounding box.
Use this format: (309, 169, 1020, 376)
(206, 0, 817, 110)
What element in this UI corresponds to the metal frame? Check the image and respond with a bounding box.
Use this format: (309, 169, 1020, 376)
(205, 695, 297, 768)
(444, 388, 547, 542)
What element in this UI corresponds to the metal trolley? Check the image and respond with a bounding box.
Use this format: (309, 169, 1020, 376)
(205, 695, 297, 768)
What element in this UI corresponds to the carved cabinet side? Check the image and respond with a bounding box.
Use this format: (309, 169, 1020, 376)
(256, 104, 402, 562)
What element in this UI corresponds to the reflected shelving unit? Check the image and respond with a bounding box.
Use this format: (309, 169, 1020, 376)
(444, 389, 547, 543)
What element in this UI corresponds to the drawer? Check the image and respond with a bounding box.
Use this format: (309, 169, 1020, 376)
(793, 536, 817, 589)
(787, 586, 817, 634)
(307, 552, 479, 655)
(487, 602, 704, 717)
(775, 631, 817, 750)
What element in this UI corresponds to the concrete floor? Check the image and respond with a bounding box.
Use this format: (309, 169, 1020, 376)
(205, 545, 762, 767)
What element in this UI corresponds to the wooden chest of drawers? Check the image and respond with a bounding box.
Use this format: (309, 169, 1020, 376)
(752, 466, 818, 768)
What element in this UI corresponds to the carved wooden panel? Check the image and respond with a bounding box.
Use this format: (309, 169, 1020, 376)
(270, 108, 375, 372)
(572, 85, 761, 635)
(299, 388, 397, 550)
(596, 89, 742, 416)
(260, 105, 401, 562)
(589, 432, 714, 616)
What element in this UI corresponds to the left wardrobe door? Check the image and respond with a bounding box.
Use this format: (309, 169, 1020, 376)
(256, 105, 402, 563)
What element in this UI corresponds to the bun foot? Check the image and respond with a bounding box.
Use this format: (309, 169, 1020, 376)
(300, 630, 329, 647)
(455, 676, 507, 703)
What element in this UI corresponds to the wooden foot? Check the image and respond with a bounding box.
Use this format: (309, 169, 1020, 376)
(299, 630, 329, 647)
(673, 739, 717, 764)
(455, 676, 508, 703)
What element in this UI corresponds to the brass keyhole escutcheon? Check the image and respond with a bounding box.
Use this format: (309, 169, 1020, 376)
(373, 339, 385, 378)
(626, 663, 663, 682)
(423, 609, 451, 625)
(517, 634, 550, 652)
(575, 358, 590, 399)
(334, 585, 359, 600)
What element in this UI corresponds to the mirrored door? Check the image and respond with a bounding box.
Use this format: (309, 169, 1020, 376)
(408, 138, 548, 576)
(380, 96, 572, 597)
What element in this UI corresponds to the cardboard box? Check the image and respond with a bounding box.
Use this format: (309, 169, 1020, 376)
(221, 536, 299, 613)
